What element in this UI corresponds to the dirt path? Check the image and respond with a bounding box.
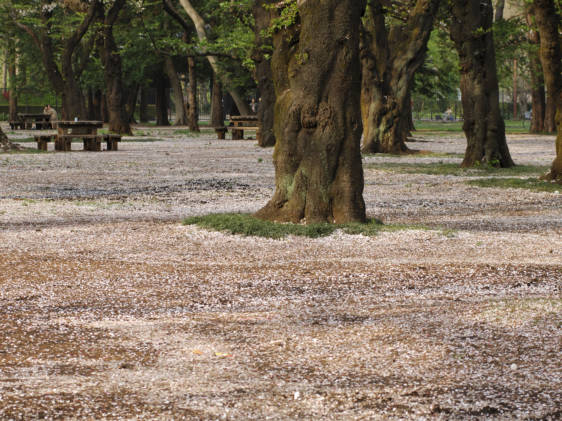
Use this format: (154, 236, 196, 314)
(1, 126, 560, 419)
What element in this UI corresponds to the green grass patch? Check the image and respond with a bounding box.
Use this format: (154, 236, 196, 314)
(123, 137, 164, 142)
(364, 151, 464, 159)
(466, 177, 561, 193)
(365, 162, 548, 176)
(413, 119, 530, 134)
(182, 213, 433, 239)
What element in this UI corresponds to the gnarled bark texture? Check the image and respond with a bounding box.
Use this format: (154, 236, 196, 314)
(532, 0, 562, 181)
(255, 0, 366, 224)
(360, 0, 439, 154)
(252, 0, 276, 147)
(164, 56, 189, 126)
(448, 0, 514, 168)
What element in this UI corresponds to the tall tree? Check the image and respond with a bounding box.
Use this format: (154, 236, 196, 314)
(12, 1, 98, 119)
(97, 0, 132, 134)
(360, 0, 440, 154)
(448, 0, 514, 167)
(526, 8, 546, 133)
(177, 0, 251, 115)
(532, 0, 562, 181)
(255, 0, 366, 224)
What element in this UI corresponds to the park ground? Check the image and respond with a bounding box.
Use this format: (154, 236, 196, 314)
(0, 123, 560, 419)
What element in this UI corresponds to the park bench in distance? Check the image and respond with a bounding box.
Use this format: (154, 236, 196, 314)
(214, 115, 261, 142)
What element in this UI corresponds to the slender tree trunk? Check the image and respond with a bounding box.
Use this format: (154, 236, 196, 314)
(87, 88, 95, 120)
(164, 56, 189, 125)
(210, 74, 224, 127)
(155, 72, 170, 126)
(526, 13, 546, 133)
(125, 84, 139, 123)
(533, 0, 562, 181)
(92, 89, 103, 120)
(7, 41, 18, 122)
(255, 0, 366, 224)
(361, 0, 439, 154)
(101, 93, 109, 123)
(252, 0, 276, 147)
(495, 0, 505, 21)
(186, 57, 200, 131)
(177, 0, 251, 115)
(139, 86, 149, 123)
(449, 0, 514, 167)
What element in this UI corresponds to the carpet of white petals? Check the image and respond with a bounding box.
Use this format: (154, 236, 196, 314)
(0, 125, 560, 419)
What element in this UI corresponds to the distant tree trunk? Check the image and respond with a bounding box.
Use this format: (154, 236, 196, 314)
(92, 89, 103, 120)
(7, 41, 18, 122)
(125, 84, 139, 123)
(532, 0, 562, 181)
(361, 0, 439, 154)
(177, 0, 251, 115)
(155, 72, 170, 126)
(495, 0, 505, 21)
(210, 74, 224, 127)
(0, 126, 20, 152)
(253, 0, 276, 147)
(255, 0, 366, 224)
(87, 88, 95, 120)
(139, 87, 149, 123)
(101, 93, 109, 122)
(448, 0, 514, 167)
(186, 57, 200, 131)
(164, 56, 189, 126)
(526, 11, 546, 133)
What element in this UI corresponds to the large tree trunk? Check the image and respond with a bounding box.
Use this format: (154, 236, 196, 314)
(164, 56, 189, 126)
(255, 0, 366, 224)
(449, 0, 514, 168)
(533, 0, 562, 181)
(252, 0, 276, 147)
(99, 0, 132, 134)
(177, 0, 251, 115)
(210, 74, 224, 127)
(155, 72, 170, 126)
(361, 0, 439, 154)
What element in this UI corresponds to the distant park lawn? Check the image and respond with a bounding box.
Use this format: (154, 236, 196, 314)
(413, 119, 531, 134)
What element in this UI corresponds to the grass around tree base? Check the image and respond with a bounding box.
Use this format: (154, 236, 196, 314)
(466, 177, 561, 193)
(182, 213, 432, 239)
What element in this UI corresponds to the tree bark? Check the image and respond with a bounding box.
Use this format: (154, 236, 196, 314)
(186, 56, 200, 131)
(526, 11, 546, 133)
(139, 86, 149, 123)
(495, 0, 505, 21)
(255, 0, 366, 224)
(155, 71, 170, 126)
(125, 84, 139, 123)
(177, 0, 251, 115)
(361, 0, 439, 154)
(532, 0, 562, 181)
(210, 74, 224, 127)
(163, 56, 189, 126)
(448, 0, 514, 167)
(0, 126, 20, 152)
(7, 40, 18, 122)
(252, 0, 276, 147)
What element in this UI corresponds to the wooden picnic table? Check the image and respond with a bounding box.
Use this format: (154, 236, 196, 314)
(228, 115, 261, 141)
(17, 113, 52, 130)
(56, 120, 104, 151)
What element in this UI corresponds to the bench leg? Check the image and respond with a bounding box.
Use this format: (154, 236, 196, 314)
(37, 140, 48, 151)
(232, 129, 243, 140)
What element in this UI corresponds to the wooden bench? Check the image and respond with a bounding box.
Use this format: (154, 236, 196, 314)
(229, 115, 261, 141)
(55, 134, 102, 151)
(34, 135, 53, 151)
(214, 126, 228, 140)
(102, 134, 121, 151)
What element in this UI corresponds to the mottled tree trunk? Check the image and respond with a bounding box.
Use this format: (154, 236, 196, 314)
(125, 84, 139, 123)
(155, 72, 170, 126)
(164, 56, 189, 126)
(449, 0, 514, 167)
(255, 0, 366, 224)
(533, 0, 562, 181)
(187, 57, 199, 132)
(210, 74, 224, 127)
(361, 0, 439, 154)
(253, 0, 276, 147)
(8, 42, 18, 122)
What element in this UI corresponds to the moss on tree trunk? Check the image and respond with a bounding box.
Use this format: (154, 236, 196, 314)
(255, 0, 366, 224)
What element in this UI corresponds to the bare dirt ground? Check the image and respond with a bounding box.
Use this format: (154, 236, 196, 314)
(0, 125, 560, 420)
